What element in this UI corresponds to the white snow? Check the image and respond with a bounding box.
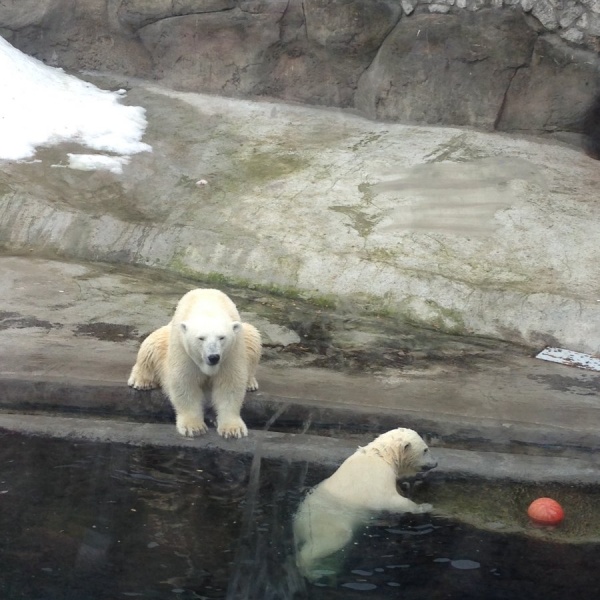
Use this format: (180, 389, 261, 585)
(0, 36, 151, 166)
(67, 153, 131, 175)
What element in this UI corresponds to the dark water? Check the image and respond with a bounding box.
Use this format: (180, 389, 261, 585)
(0, 431, 598, 600)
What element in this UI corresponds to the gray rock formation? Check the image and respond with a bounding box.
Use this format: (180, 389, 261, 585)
(1, 0, 599, 133)
(354, 10, 537, 129)
(498, 35, 600, 132)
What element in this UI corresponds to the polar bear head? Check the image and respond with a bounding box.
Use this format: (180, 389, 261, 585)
(179, 314, 242, 376)
(364, 427, 437, 476)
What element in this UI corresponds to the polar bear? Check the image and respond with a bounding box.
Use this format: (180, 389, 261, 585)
(128, 288, 261, 439)
(293, 427, 437, 578)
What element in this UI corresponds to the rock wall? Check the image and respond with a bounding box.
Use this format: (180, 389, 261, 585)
(1, 0, 599, 133)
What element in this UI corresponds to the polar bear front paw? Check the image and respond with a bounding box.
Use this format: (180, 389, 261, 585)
(176, 415, 208, 437)
(217, 417, 248, 439)
(246, 377, 259, 392)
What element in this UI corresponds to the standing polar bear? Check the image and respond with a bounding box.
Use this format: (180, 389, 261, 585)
(294, 427, 437, 578)
(128, 288, 261, 439)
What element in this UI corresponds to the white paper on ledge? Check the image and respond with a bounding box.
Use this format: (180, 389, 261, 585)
(536, 347, 600, 372)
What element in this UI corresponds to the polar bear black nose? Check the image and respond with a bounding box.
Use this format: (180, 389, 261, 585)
(207, 353, 221, 365)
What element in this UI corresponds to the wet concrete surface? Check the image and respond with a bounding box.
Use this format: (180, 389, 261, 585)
(0, 254, 598, 482)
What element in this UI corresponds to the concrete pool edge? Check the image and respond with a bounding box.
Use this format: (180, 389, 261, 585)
(1, 375, 599, 460)
(0, 412, 598, 486)
(2, 254, 599, 467)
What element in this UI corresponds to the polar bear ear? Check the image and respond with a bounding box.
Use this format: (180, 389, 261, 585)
(180, 322, 188, 333)
(395, 441, 412, 466)
(399, 442, 412, 462)
(232, 321, 242, 333)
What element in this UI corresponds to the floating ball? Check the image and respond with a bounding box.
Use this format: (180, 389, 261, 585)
(527, 498, 564, 526)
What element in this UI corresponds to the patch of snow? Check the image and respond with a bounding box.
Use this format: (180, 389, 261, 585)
(0, 37, 151, 164)
(67, 153, 131, 175)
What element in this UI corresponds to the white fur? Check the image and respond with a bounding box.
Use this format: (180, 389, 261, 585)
(128, 289, 261, 439)
(294, 427, 436, 578)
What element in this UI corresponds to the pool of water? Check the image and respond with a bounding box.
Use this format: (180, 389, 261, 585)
(1, 431, 598, 599)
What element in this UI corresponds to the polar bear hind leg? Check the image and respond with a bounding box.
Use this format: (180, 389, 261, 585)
(296, 520, 354, 578)
(128, 326, 169, 390)
(243, 322, 261, 391)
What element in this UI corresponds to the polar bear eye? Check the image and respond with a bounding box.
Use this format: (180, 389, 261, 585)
(198, 336, 205, 341)
(218, 336, 225, 341)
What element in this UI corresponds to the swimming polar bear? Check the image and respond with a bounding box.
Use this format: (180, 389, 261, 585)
(293, 427, 437, 578)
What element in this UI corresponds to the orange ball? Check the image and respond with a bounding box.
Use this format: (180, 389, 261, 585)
(527, 498, 565, 526)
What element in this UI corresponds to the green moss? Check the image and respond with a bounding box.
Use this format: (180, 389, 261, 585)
(307, 294, 337, 310)
(237, 149, 308, 185)
(365, 247, 398, 264)
(168, 253, 336, 309)
(203, 145, 311, 199)
(399, 296, 467, 335)
(170, 253, 464, 336)
(429, 305, 466, 335)
(343, 292, 400, 319)
(345, 290, 469, 333)
(415, 479, 600, 544)
(169, 255, 247, 289)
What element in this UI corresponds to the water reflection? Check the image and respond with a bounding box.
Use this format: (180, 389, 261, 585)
(293, 428, 437, 579)
(0, 433, 248, 599)
(1, 431, 600, 599)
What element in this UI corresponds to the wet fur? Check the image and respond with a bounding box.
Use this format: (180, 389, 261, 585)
(129, 322, 260, 393)
(128, 289, 261, 438)
(294, 428, 437, 578)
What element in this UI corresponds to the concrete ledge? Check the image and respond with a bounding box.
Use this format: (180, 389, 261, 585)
(1, 255, 599, 469)
(0, 413, 597, 485)
(2, 375, 599, 459)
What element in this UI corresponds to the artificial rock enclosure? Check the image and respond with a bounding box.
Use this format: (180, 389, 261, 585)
(2, 4, 600, 571)
(1, 0, 600, 135)
(1, 0, 600, 354)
